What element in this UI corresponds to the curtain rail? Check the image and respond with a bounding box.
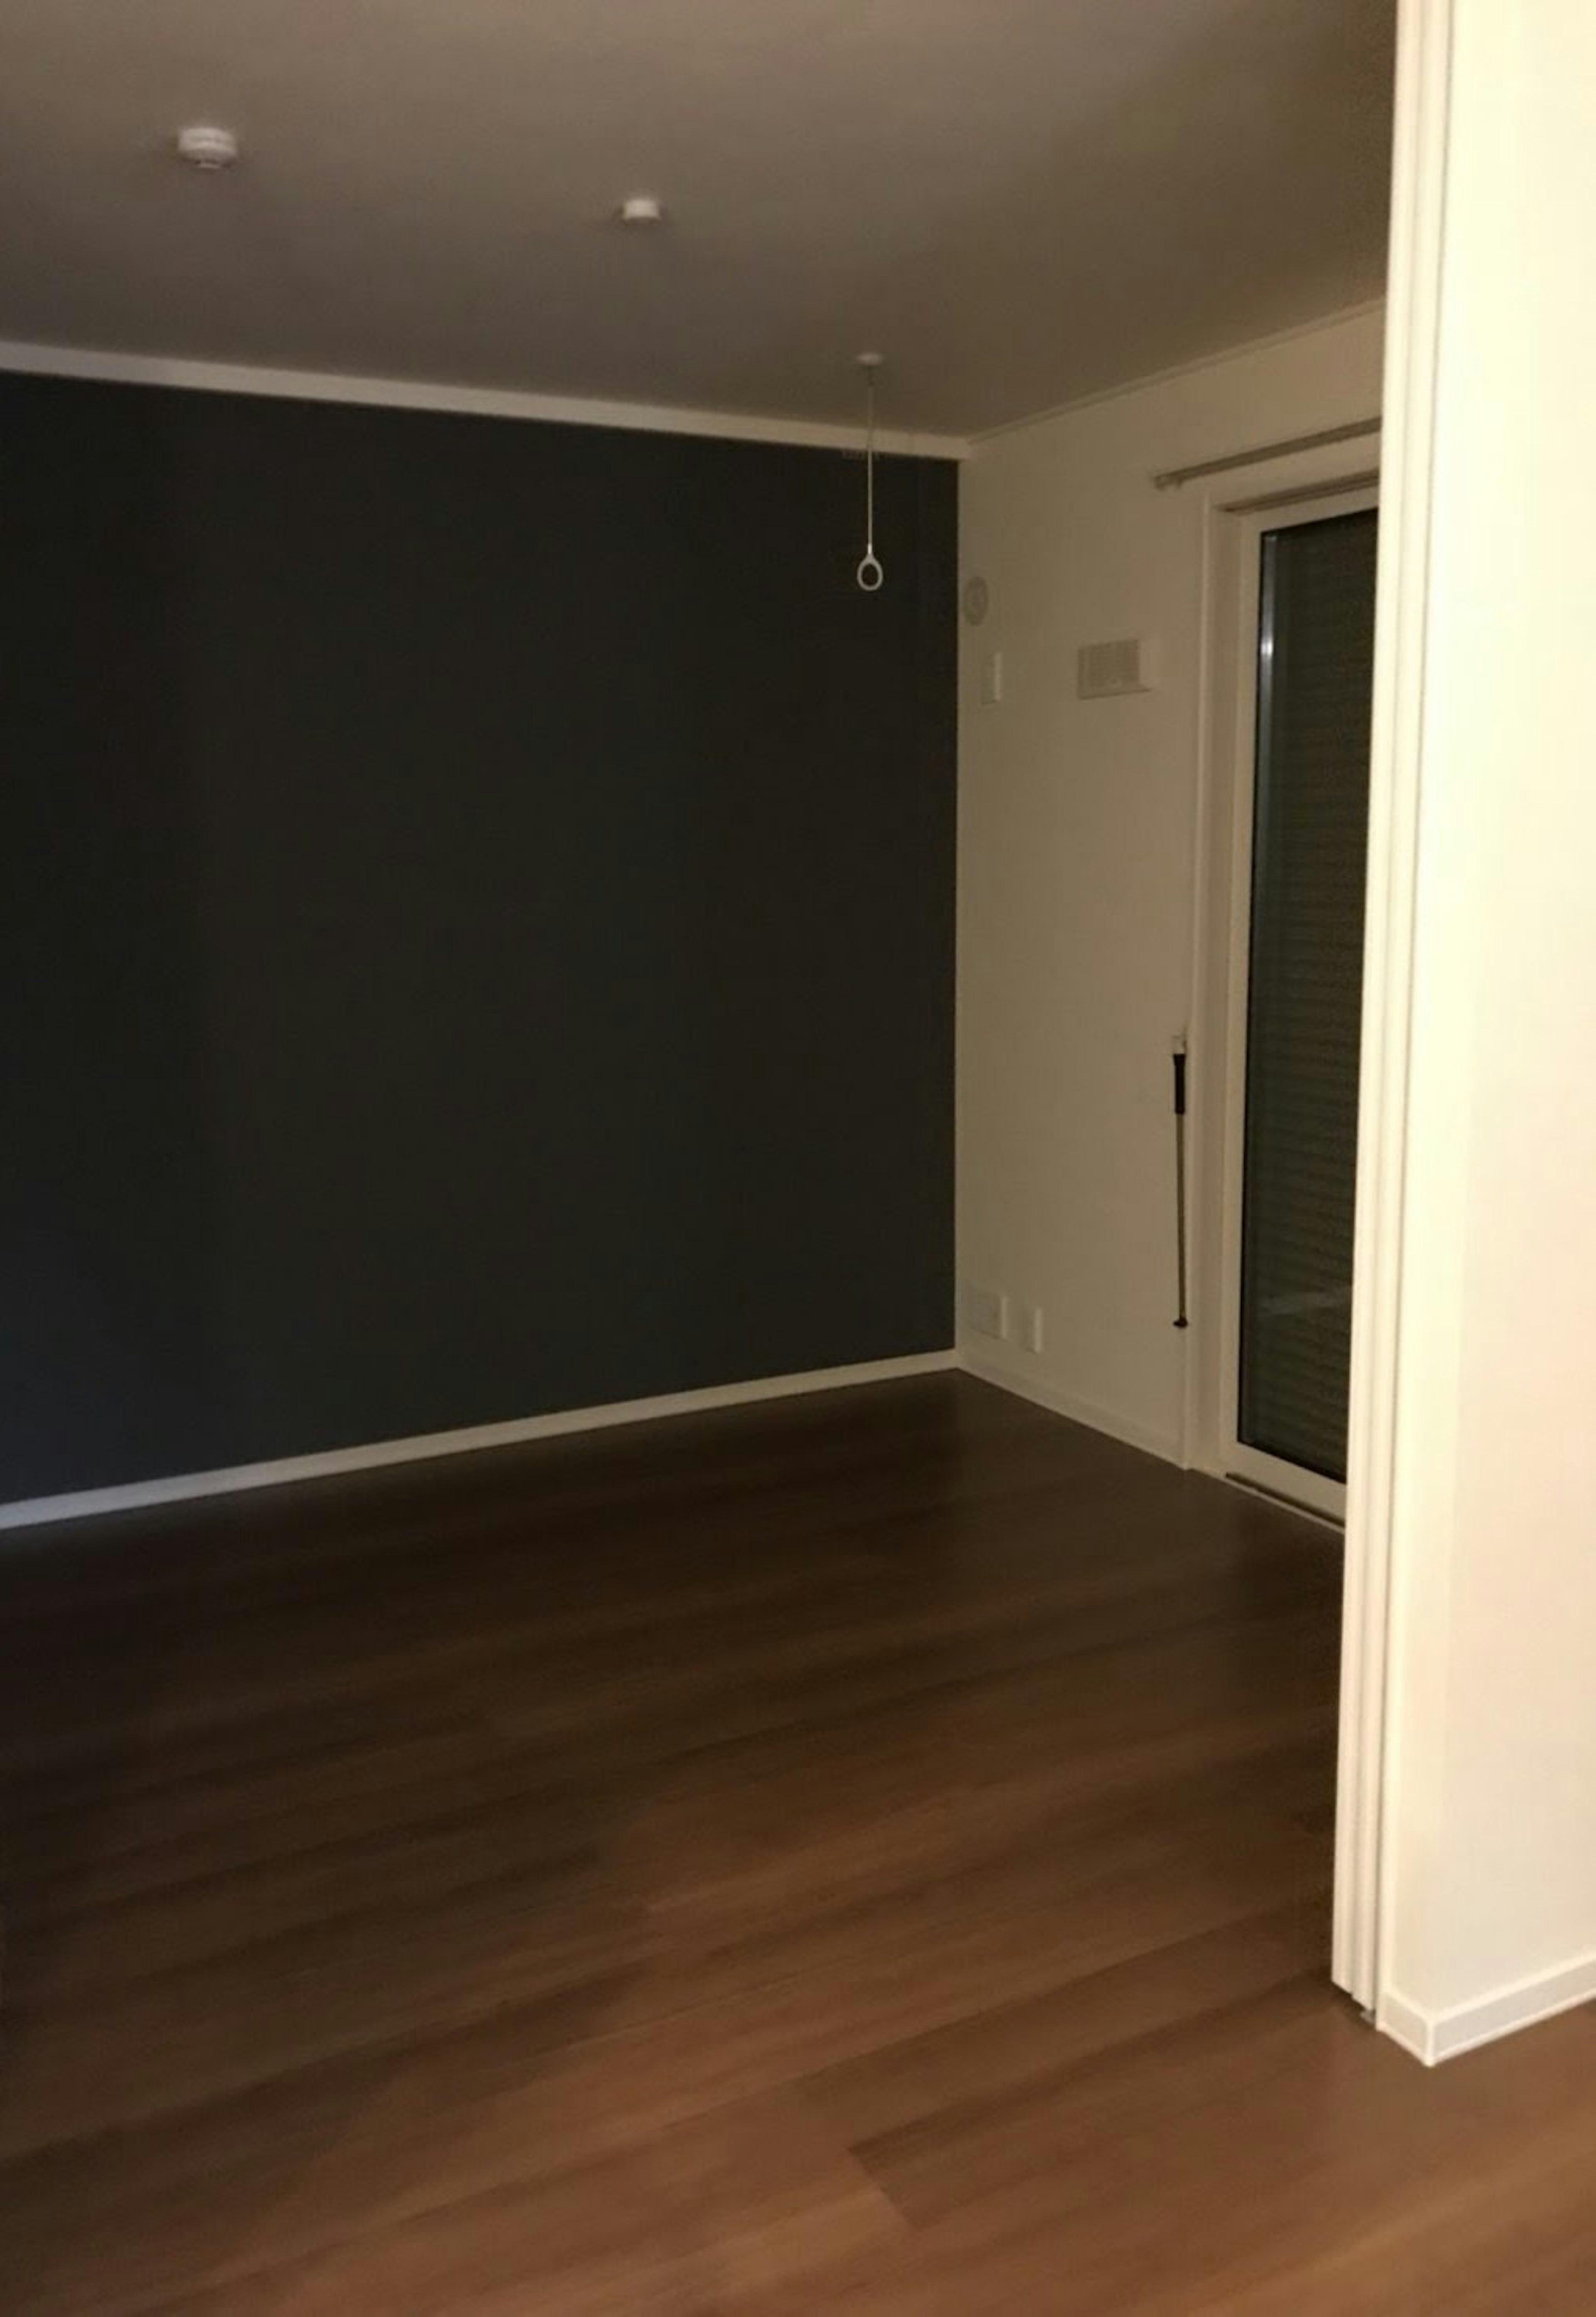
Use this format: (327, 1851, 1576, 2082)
(1152, 417, 1380, 491)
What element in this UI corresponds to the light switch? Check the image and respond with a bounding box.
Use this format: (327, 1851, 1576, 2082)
(980, 650, 1004, 707)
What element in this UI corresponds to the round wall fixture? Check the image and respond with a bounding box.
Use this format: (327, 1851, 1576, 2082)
(962, 576, 991, 626)
(175, 124, 240, 170)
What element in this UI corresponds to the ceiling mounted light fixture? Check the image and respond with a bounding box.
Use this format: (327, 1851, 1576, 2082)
(174, 123, 240, 171)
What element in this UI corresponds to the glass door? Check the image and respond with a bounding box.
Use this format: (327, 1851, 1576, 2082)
(1224, 501, 1379, 1513)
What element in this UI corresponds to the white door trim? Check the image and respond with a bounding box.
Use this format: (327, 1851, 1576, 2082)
(1187, 477, 1377, 1527)
(1334, 0, 1453, 2016)
(1214, 485, 1375, 1528)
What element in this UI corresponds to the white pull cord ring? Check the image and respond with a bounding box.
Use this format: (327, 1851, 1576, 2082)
(856, 356, 884, 593)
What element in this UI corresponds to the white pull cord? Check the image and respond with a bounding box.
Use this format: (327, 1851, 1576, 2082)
(855, 355, 884, 593)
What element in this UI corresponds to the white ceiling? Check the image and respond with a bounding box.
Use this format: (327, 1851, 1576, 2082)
(0, 0, 1395, 438)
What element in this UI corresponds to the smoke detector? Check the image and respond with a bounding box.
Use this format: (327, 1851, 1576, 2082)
(615, 195, 665, 227)
(175, 124, 240, 171)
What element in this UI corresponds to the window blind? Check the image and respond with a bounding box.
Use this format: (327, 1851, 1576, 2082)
(1239, 509, 1379, 1482)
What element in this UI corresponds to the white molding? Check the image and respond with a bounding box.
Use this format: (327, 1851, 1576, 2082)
(0, 1350, 957, 1536)
(1379, 1950, 1596, 2067)
(1220, 1473, 1344, 1538)
(1224, 1444, 1347, 1527)
(1190, 481, 1376, 1522)
(1185, 458, 1382, 1485)
(0, 337, 969, 462)
(1333, 0, 1453, 2015)
(958, 1347, 1182, 1466)
(970, 297, 1387, 446)
(1376, 1987, 1436, 2065)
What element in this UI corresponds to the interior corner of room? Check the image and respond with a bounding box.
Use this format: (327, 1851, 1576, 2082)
(6, 1, 1596, 2302)
(954, 301, 1385, 1490)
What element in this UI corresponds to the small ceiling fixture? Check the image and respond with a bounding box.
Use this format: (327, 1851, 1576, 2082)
(175, 123, 240, 171)
(615, 195, 665, 227)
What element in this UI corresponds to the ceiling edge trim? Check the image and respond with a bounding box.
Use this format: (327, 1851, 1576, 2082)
(0, 337, 970, 460)
(968, 296, 1389, 447)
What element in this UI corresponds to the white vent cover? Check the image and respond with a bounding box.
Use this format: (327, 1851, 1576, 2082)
(1077, 636, 1154, 698)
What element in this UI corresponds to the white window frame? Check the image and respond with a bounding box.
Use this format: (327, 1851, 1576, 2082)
(1207, 483, 1377, 1524)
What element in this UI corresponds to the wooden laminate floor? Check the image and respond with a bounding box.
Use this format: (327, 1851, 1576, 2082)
(1, 1374, 1593, 2313)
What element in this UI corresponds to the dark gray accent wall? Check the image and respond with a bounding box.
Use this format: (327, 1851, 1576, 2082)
(0, 376, 956, 1501)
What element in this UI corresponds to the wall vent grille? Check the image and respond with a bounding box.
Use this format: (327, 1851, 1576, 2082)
(1077, 637, 1151, 697)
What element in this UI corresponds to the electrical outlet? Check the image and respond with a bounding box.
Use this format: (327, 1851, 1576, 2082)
(965, 1285, 1010, 1341)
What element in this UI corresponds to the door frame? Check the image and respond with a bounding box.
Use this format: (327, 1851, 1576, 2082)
(1330, 0, 1451, 2022)
(1183, 440, 1387, 2014)
(1186, 470, 1378, 1520)
(1182, 0, 1449, 2033)
(1209, 485, 1378, 1526)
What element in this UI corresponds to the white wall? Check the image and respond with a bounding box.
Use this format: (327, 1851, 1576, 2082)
(1368, 0, 1596, 2059)
(957, 307, 1385, 1460)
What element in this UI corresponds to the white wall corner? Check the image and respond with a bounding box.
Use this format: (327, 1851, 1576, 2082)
(1379, 1950, 1596, 2068)
(1360, 0, 1596, 2061)
(1333, 0, 1453, 2020)
(957, 305, 1383, 1518)
(1376, 1988, 1438, 2066)
(957, 1343, 1183, 1466)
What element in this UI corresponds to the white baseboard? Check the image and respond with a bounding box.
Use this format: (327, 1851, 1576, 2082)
(957, 1347, 1182, 1465)
(0, 1350, 957, 1536)
(1374, 1988, 1436, 2064)
(1379, 1950, 1596, 2065)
